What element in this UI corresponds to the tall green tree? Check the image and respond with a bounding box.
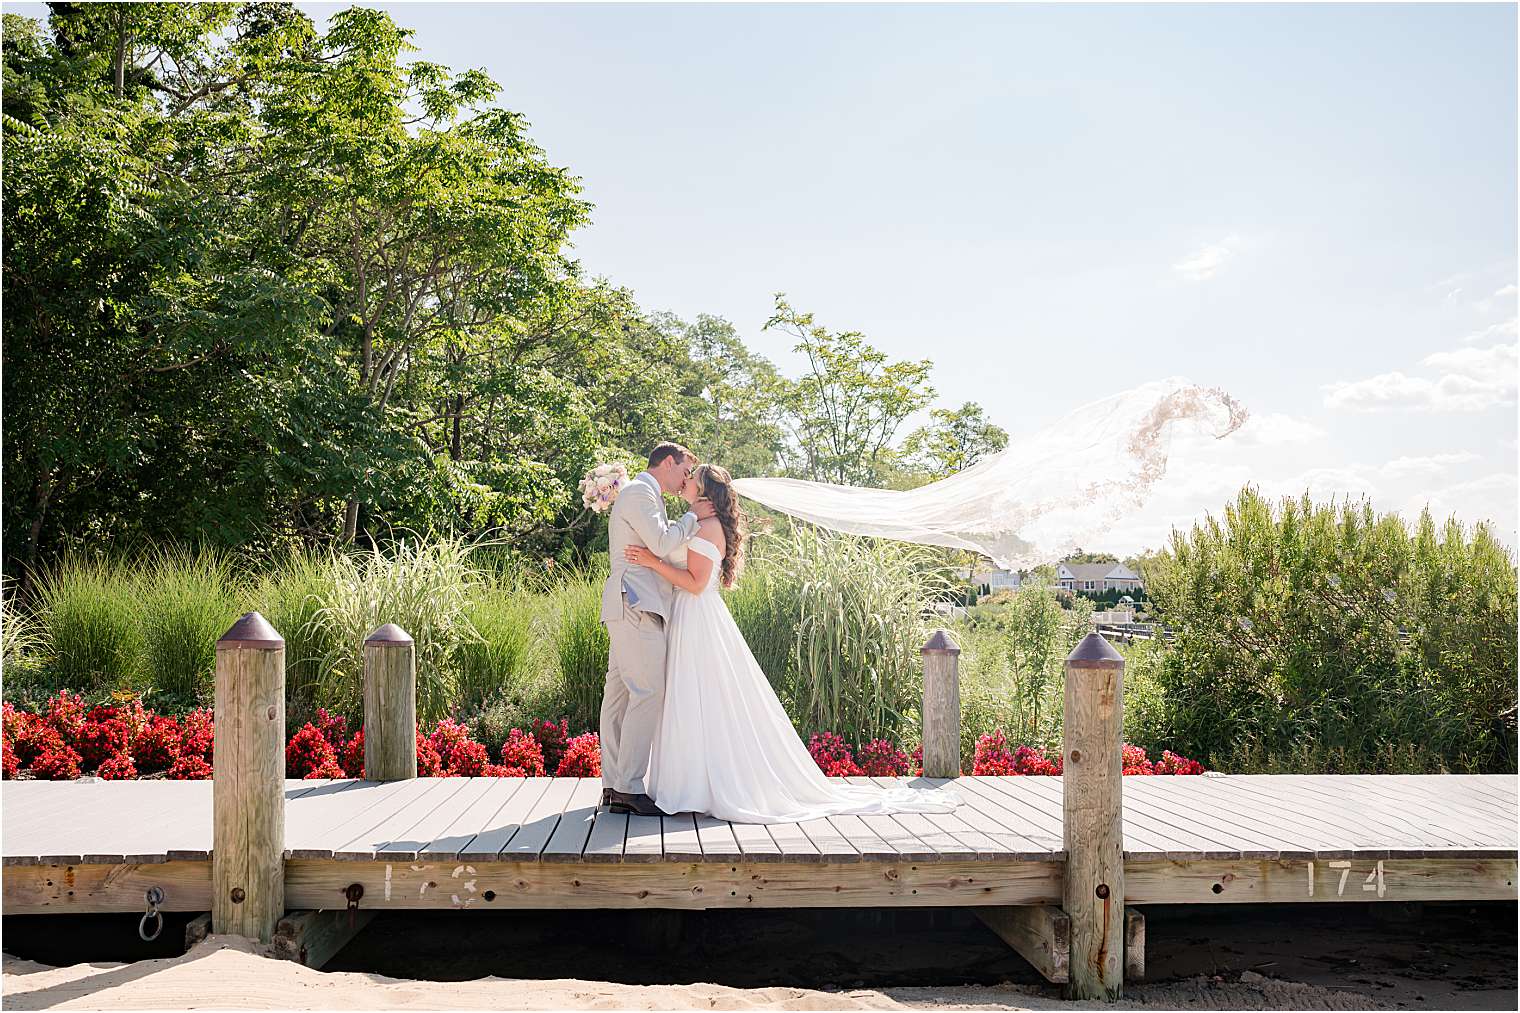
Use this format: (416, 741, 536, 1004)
(764, 295, 934, 486)
(897, 401, 1009, 482)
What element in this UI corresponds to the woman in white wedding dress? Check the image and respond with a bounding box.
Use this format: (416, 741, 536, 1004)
(623, 464, 960, 824)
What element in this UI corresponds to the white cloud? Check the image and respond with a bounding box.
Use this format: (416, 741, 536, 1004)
(1494, 284, 1517, 298)
(1172, 235, 1240, 283)
(1403, 472, 1519, 544)
(1322, 342, 1518, 413)
(1463, 317, 1517, 344)
(1228, 412, 1326, 447)
(1379, 451, 1480, 478)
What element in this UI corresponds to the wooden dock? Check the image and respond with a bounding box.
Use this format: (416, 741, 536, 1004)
(5, 773, 1514, 915)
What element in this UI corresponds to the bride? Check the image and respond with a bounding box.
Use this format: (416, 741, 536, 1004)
(623, 463, 960, 824)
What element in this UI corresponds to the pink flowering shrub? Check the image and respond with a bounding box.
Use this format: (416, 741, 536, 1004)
(857, 738, 911, 777)
(532, 718, 571, 772)
(131, 716, 182, 774)
(285, 723, 340, 778)
(497, 728, 546, 777)
(342, 729, 365, 778)
(807, 732, 864, 777)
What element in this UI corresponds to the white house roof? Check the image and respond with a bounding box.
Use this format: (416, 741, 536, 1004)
(1057, 562, 1141, 581)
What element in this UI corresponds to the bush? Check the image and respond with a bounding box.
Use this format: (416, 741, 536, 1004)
(1147, 489, 1518, 773)
(760, 527, 950, 745)
(311, 535, 484, 727)
(34, 556, 143, 694)
(547, 571, 609, 732)
(454, 581, 539, 715)
(246, 548, 341, 710)
(136, 548, 244, 708)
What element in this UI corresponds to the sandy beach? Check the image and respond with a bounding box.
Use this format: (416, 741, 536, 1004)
(4, 904, 1514, 1011)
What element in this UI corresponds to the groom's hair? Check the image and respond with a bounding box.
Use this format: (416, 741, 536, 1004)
(648, 442, 693, 470)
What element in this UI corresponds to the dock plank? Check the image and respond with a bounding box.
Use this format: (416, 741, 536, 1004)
(728, 821, 784, 862)
(374, 778, 500, 861)
(332, 778, 473, 859)
(694, 817, 744, 861)
(622, 814, 664, 863)
(499, 777, 580, 860)
(583, 809, 628, 863)
(542, 779, 605, 863)
(662, 814, 703, 860)
(457, 778, 553, 861)
(418, 778, 526, 861)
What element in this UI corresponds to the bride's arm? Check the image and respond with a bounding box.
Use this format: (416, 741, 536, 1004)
(624, 545, 713, 595)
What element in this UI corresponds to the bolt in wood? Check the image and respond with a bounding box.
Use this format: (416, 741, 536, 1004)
(363, 624, 417, 782)
(1062, 631, 1125, 1001)
(212, 612, 285, 942)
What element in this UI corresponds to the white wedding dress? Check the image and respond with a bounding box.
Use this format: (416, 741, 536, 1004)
(647, 536, 961, 824)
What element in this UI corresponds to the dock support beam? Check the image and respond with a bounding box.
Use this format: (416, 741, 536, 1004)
(273, 908, 376, 968)
(1063, 631, 1126, 1001)
(212, 612, 286, 943)
(920, 629, 962, 778)
(363, 623, 417, 781)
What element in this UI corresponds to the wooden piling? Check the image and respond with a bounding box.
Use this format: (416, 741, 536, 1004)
(920, 629, 962, 778)
(363, 623, 417, 781)
(212, 612, 285, 942)
(1062, 631, 1125, 1001)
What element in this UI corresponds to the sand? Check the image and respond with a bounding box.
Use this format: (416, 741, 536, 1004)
(0, 933, 1403, 1011)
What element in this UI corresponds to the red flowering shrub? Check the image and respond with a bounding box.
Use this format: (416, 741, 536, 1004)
(7, 710, 52, 766)
(180, 708, 214, 762)
(286, 723, 340, 778)
(427, 718, 473, 762)
(2, 736, 17, 779)
(1154, 750, 1205, 775)
(911, 745, 923, 776)
(43, 691, 88, 741)
(31, 743, 82, 780)
(532, 718, 571, 772)
(555, 732, 601, 777)
(314, 709, 349, 753)
(857, 738, 911, 777)
(1121, 743, 1155, 775)
(76, 718, 130, 771)
(445, 739, 491, 776)
(97, 752, 138, 780)
(807, 732, 863, 777)
(167, 753, 213, 780)
(1012, 745, 1062, 776)
(131, 716, 182, 774)
(110, 697, 150, 741)
(341, 729, 365, 779)
(304, 757, 346, 779)
(416, 731, 443, 776)
(497, 728, 546, 777)
(971, 729, 1018, 775)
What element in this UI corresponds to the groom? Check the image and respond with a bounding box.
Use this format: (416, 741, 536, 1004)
(599, 442, 714, 816)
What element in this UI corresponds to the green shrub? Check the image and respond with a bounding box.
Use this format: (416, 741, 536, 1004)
(247, 547, 342, 709)
(311, 535, 484, 726)
(1, 577, 45, 694)
(137, 548, 245, 708)
(759, 526, 951, 744)
(547, 569, 609, 732)
(1147, 489, 1518, 773)
(723, 552, 797, 699)
(33, 556, 143, 695)
(455, 580, 540, 715)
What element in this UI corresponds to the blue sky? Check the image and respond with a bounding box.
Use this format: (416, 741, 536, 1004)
(15, 1, 1517, 552)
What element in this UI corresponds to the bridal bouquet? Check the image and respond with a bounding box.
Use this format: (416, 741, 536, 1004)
(580, 462, 629, 514)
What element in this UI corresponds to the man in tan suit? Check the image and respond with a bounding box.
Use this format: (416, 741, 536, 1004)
(600, 442, 713, 815)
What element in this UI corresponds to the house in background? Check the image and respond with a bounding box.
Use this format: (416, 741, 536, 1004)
(970, 568, 1024, 595)
(1056, 562, 1144, 595)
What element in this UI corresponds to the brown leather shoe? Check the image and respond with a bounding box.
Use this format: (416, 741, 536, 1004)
(605, 790, 668, 817)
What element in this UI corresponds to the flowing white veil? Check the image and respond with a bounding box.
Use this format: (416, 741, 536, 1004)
(731, 377, 1247, 570)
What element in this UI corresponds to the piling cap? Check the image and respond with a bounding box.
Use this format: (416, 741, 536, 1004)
(921, 629, 961, 655)
(216, 612, 283, 650)
(1066, 631, 1123, 666)
(365, 623, 414, 644)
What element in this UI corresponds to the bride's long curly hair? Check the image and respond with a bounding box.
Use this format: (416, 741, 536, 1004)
(695, 464, 746, 588)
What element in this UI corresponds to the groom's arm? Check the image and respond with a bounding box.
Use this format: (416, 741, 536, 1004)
(623, 482, 700, 558)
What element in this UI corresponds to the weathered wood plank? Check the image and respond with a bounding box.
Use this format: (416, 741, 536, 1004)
(977, 905, 1069, 983)
(728, 821, 783, 862)
(662, 814, 703, 860)
(542, 779, 605, 863)
(798, 817, 860, 860)
(375, 777, 500, 861)
(335, 778, 473, 859)
(694, 817, 744, 861)
(284, 858, 1063, 910)
(418, 778, 526, 861)
(1125, 857, 1518, 904)
(457, 777, 554, 861)
(622, 814, 664, 863)
(1125, 906, 1145, 981)
(762, 820, 822, 861)
(929, 778, 1063, 857)
(285, 779, 426, 859)
(583, 808, 628, 863)
(272, 908, 377, 968)
(3, 861, 213, 914)
(499, 777, 580, 860)
(322, 778, 449, 861)
(824, 815, 898, 861)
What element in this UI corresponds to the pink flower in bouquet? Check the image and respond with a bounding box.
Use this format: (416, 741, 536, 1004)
(579, 463, 630, 514)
